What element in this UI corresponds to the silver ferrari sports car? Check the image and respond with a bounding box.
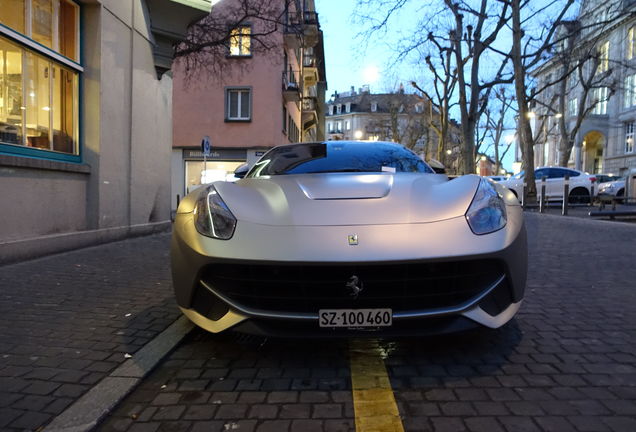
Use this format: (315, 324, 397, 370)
(171, 141, 527, 337)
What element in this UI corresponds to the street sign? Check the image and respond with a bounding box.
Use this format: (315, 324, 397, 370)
(201, 136, 211, 157)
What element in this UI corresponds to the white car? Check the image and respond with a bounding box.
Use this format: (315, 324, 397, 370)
(499, 167, 596, 203)
(485, 175, 509, 182)
(597, 179, 626, 202)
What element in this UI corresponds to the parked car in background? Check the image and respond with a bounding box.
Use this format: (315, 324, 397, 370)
(594, 174, 622, 185)
(498, 167, 596, 203)
(485, 175, 508, 182)
(597, 179, 626, 202)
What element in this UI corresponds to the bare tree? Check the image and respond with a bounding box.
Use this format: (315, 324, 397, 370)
(410, 33, 459, 167)
(484, 87, 515, 174)
(444, 0, 513, 174)
(175, 0, 297, 79)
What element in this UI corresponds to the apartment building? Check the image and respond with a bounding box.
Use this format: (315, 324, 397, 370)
(0, 0, 211, 263)
(531, 0, 636, 177)
(171, 0, 327, 204)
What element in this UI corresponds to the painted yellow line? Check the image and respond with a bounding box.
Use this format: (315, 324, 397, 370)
(349, 339, 405, 432)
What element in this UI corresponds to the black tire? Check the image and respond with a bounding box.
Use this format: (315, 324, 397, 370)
(617, 189, 625, 204)
(569, 187, 591, 204)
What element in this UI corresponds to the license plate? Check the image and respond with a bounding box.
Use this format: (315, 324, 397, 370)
(318, 308, 392, 328)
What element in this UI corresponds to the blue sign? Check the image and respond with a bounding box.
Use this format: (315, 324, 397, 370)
(201, 136, 211, 156)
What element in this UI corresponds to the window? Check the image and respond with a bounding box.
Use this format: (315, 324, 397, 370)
(626, 122, 635, 153)
(226, 88, 251, 121)
(626, 74, 636, 108)
(336, 104, 341, 114)
(282, 106, 287, 133)
(229, 26, 251, 56)
(328, 105, 333, 116)
(569, 98, 578, 116)
(336, 120, 342, 132)
(371, 101, 377, 112)
(0, 1, 80, 159)
(327, 121, 333, 133)
(346, 102, 351, 113)
(598, 41, 609, 73)
(345, 120, 350, 130)
(591, 87, 609, 115)
(288, 115, 299, 142)
(415, 103, 423, 113)
(1, 0, 79, 62)
(629, 26, 636, 60)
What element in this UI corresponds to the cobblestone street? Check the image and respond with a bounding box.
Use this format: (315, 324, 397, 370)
(95, 213, 636, 432)
(0, 234, 179, 430)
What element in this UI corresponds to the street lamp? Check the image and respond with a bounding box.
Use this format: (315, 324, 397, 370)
(526, 111, 536, 119)
(354, 130, 364, 140)
(555, 113, 563, 118)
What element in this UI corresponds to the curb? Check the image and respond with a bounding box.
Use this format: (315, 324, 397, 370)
(44, 315, 194, 432)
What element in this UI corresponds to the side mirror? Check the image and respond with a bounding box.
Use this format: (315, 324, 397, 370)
(234, 163, 249, 179)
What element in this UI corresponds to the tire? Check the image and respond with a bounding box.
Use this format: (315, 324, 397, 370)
(569, 187, 590, 204)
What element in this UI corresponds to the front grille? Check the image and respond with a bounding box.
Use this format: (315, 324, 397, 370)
(200, 259, 506, 314)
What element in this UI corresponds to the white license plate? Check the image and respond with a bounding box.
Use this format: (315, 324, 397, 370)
(318, 308, 392, 328)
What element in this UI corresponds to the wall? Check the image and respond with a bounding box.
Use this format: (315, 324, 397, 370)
(0, 0, 176, 263)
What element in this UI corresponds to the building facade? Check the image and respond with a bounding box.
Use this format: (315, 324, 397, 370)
(530, 0, 636, 177)
(171, 0, 327, 205)
(0, 0, 211, 263)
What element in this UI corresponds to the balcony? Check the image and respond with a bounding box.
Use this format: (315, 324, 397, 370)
(302, 11, 320, 47)
(282, 71, 301, 102)
(302, 97, 318, 127)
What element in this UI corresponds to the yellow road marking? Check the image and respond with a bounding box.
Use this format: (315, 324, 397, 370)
(349, 339, 404, 432)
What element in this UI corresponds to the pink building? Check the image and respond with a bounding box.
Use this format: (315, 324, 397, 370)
(171, 0, 327, 206)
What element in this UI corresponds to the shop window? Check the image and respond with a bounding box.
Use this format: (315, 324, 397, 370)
(0, 0, 80, 160)
(0, 0, 26, 34)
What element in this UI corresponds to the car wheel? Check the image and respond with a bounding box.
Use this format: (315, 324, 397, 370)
(510, 189, 520, 203)
(568, 187, 590, 204)
(617, 189, 625, 204)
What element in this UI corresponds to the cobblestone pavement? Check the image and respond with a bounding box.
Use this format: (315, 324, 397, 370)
(99, 213, 636, 432)
(0, 233, 179, 431)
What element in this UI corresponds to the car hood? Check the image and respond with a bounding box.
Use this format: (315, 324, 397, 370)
(182, 173, 481, 226)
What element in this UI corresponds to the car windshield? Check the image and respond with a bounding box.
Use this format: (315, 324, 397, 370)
(246, 141, 434, 177)
(511, 171, 524, 179)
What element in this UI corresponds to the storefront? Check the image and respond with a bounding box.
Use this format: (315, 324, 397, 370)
(171, 147, 268, 209)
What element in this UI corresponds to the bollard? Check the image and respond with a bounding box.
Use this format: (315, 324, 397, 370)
(522, 182, 527, 208)
(562, 175, 569, 216)
(540, 176, 547, 213)
(589, 178, 595, 207)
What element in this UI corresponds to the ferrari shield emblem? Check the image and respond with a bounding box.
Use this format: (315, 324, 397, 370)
(348, 234, 358, 246)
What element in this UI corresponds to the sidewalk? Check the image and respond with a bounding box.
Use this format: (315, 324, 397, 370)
(524, 202, 636, 222)
(0, 232, 185, 431)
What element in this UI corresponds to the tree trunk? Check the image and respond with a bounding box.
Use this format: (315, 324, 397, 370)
(511, 0, 537, 203)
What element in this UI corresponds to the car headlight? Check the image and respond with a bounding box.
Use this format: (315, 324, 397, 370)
(193, 185, 237, 240)
(466, 179, 507, 235)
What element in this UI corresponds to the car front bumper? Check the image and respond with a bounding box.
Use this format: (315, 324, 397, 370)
(171, 207, 527, 336)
